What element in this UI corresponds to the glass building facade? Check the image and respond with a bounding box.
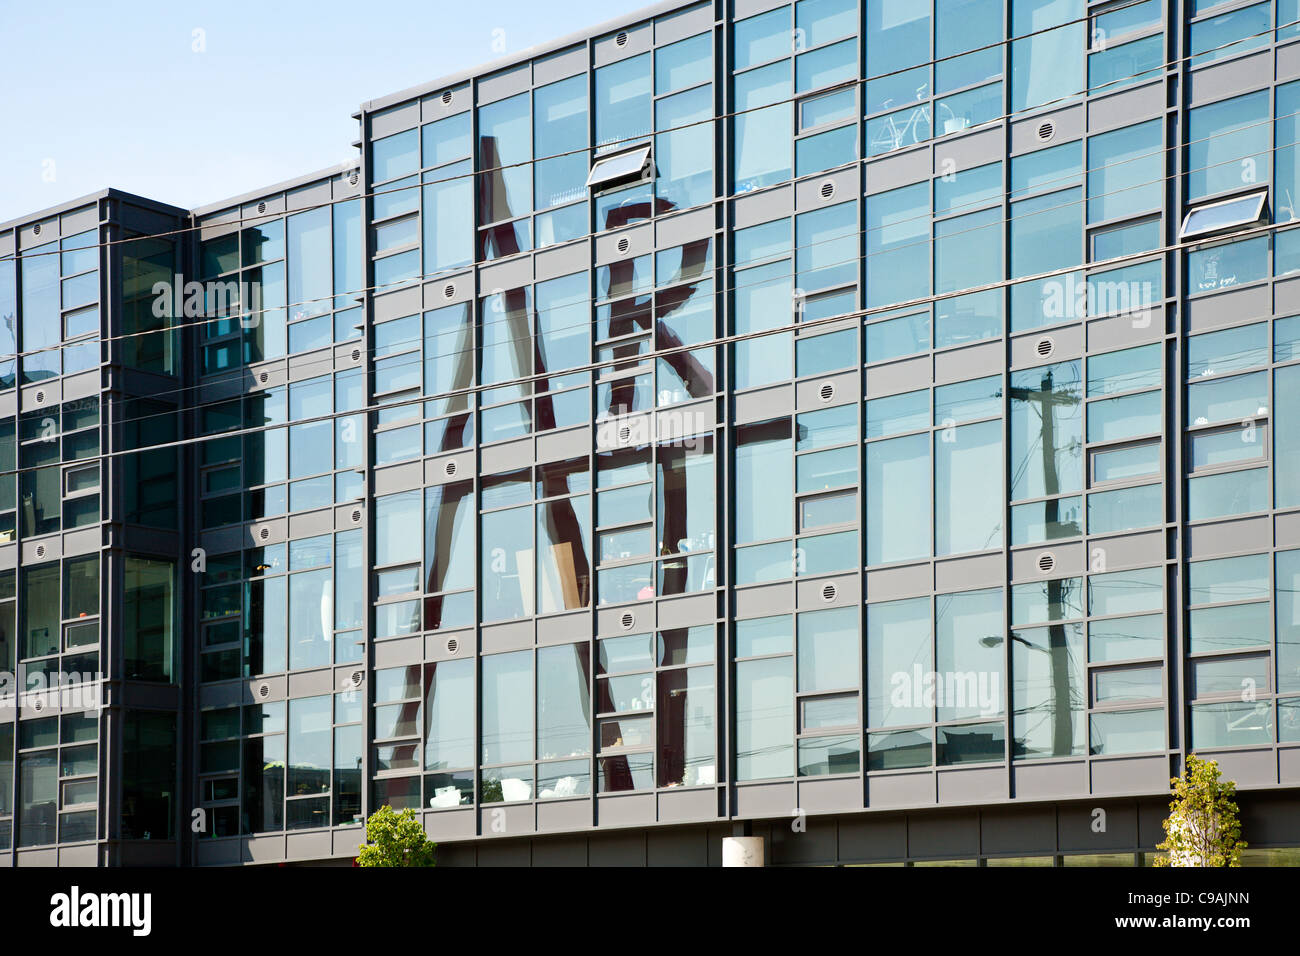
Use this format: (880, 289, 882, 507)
(4, 0, 1300, 865)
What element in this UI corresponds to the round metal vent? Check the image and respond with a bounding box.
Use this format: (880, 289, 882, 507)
(444, 460, 458, 477)
(1036, 121, 1055, 142)
(32, 698, 44, 712)
(818, 382, 835, 402)
(34, 390, 45, 405)
(32, 223, 42, 236)
(615, 31, 629, 47)
(258, 371, 269, 384)
(618, 424, 631, 443)
(621, 612, 635, 629)
(821, 582, 837, 602)
(616, 236, 631, 255)
(1035, 336, 1055, 358)
(441, 90, 453, 105)
(349, 670, 365, 689)
(1037, 552, 1056, 574)
(819, 180, 835, 200)
(348, 170, 359, 186)
(256, 201, 267, 215)
(443, 282, 455, 299)
(258, 526, 271, 541)
(257, 682, 271, 700)
(34, 544, 46, 559)
(350, 347, 362, 362)
(446, 638, 459, 654)
(350, 508, 363, 524)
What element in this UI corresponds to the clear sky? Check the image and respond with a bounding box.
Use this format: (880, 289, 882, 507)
(0, 0, 653, 223)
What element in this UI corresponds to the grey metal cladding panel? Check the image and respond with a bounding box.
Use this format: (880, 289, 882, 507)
(1240, 791, 1300, 844)
(245, 835, 285, 864)
(646, 826, 710, 865)
(60, 206, 98, 235)
(1009, 104, 1083, 155)
(286, 831, 332, 861)
(200, 525, 244, 556)
(655, 206, 714, 247)
(796, 776, 862, 813)
(865, 355, 930, 397)
(1012, 325, 1082, 369)
(595, 791, 656, 827)
(595, 222, 652, 263)
(1011, 760, 1088, 800)
(536, 610, 589, 645)
(934, 127, 1003, 176)
(656, 591, 714, 628)
(334, 172, 363, 201)
(22, 379, 60, 411)
(736, 0, 787, 17)
(373, 284, 422, 322)
(1090, 754, 1170, 795)
(733, 383, 793, 423)
(980, 805, 1056, 854)
(534, 240, 590, 280)
(249, 516, 288, 547)
(197, 840, 241, 866)
(532, 835, 588, 865)
(795, 573, 858, 609)
(56, 844, 97, 867)
(20, 218, 57, 249)
(907, 809, 979, 857)
(732, 184, 792, 227)
(865, 561, 931, 601)
(479, 254, 533, 290)
(331, 827, 363, 857)
(534, 46, 588, 87)
(654, 402, 713, 442)
(370, 101, 420, 139)
(247, 675, 287, 705)
(482, 619, 533, 653)
(864, 146, 929, 194)
(287, 668, 334, 698)
(733, 581, 794, 618)
(1188, 50, 1271, 107)
(934, 552, 1003, 592)
(1277, 511, 1300, 549)
(0, 545, 14, 573)
(1281, 41, 1300, 83)
(243, 195, 286, 219)
(937, 766, 1005, 804)
(838, 815, 907, 860)
(0, 232, 14, 257)
(1011, 541, 1083, 581)
(654, 2, 713, 46)
(1088, 81, 1164, 135)
(770, 816, 838, 863)
(479, 805, 534, 840)
(22, 537, 60, 565)
(477, 64, 531, 105)
(421, 85, 471, 123)
(480, 436, 532, 474)
(597, 603, 651, 635)
(1207, 748, 1278, 788)
(334, 339, 365, 369)
(1089, 529, 1164, 568)
(734, 781, 795, 818)
(593, 23, 651, 67)
(426, 628, 473, 660)
(425, 272, 474, 306)
(373, 461, 423, 497)
(285, 180, 331, 213)
(1277, 275, 1300, 314)
(61, 371, 99, 402)
(16, 848, 59, 867)
(867, 771, 935, 808)
(61, 527, 100, 559)
(1086, 310, 1164, 352)
(656, 787, 717, 823)
(537, 798, 592, 833)
(1186, 515, 1271, 557)
(425, 453, 472, 486)
(373, 635, 421, 668)
(1282, 747, 1300, 784)
(476, 839, 533, 867)
(934, 340, 1001, 384)
(287, 350, 333, 382)
(588, 831, 648, 866)
(795, 170, 856, 210)
(1186, 284, 1270, 333)
(1058, 800, 1138, 851)
(424, 808, 478, 841)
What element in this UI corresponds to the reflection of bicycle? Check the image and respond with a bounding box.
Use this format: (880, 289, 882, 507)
(870, 92, 959, 154)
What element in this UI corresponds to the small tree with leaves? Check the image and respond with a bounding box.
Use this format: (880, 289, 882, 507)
(1154, 755, 1246, 867)
(357, 805, 436, 867)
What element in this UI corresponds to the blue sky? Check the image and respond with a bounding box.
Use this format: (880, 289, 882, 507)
(0, 0, 651, 223)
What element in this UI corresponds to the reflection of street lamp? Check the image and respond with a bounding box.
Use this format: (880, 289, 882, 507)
(980, 628, 1073, 756)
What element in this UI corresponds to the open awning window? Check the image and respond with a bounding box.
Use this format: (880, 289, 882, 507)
(586, 145, 652, 189)
(1179, 190, 1268, 241)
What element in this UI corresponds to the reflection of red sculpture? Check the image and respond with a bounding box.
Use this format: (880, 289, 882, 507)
(636, 585, 655, 600)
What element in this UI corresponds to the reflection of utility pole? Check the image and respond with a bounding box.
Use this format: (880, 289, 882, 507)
(1008, 369, 1080, 756)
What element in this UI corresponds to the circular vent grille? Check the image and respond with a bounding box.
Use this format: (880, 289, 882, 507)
(349, 670, 364, 688)
(443, 282, 455, 299)
(818, 382, 835, 402)
(350, 347, 362, 362)
(34, 544, 47, 559)
(32, 698, 44, 712)
(1037, 552, 1056, 574)
(32, 223, 42, 236)
(258, 526, 271, 541)
(444, 460, 458, 477)
(256, 201, 267, 214)
(819, 180, 835, 200)
(348, 170, 359, 186)
(446, 638, 459, 654)
(258, 371, 269, 384)
(1037, 121, 1055, 142)
(350, 508, 363, 524)
(34, 390, 45, 405)
(621, 612, 635, 629)
(1035, 336, 1055, 358)
(822, 582, 838, 602)
(441, 90, 453, 105)
(618, 424, 631, 443)
(615, 31, 629, 47)
(616, 236, 631, 255)
(257, 682, 271, 700)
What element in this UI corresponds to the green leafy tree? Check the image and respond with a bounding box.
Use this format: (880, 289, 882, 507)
(1154, 755, 1246, 867)
(357, 805, 436, 867)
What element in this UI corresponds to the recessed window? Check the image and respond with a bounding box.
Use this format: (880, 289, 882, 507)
(1179, 191, 1268, 241)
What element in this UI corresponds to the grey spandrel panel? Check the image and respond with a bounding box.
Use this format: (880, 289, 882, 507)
(656, 207, 714, 247)
(656, 591, 713, 628)
(1276, 275, 1300, 315)
(480, 437, 532, 475)
(1010, 542, 1084, 581)
(734, 780, 795, 817)
(865, 562, 931, 601)
(654, 2, 712, 46)
(908, 809, 979, 857)
(287, 509, 334, 539)
(595, 223, 653, 262)
(1278, 512, 1300, 550)
(1085, 312, 1164, 354)
(476, 64, 531, 106)
(937, 766, 1005, 804)
(794, 168, 857, 209)
(795, 574, 857, 609)
(1185, 516, 1270, 557)
(425, 453, 473, 487)
(595, 792, 656, 828)
(733, 185, 793, 227)
(933, 553, 1003, 592)
(424, 273, 474, 307)
(863, 150, 930, 196)
(934, 127, 1002, 177)
(245, 676, 287, 704)
(373, 285, 421, 322)
(1187, 50, 1271, 108)
(1208, 749, 1277, 788)
(285, 180, 331, 213)
(59, 207, 98, 236)
(373, 461, 422, 497)
(19, 219, 57, 249)
(478, 808, 534, 843)
(1010, 326, 1082, 369)
(1009, 105, 1084, 157)
(733, 581, 794, 618)
(1087, 81, 1164, 136)
(243, 195, 286, 220)
(733, 383, 794, 424)
(794, 371, 856, 408)
(1090, 755, 1170, 795)
(655, 788, 717, 826)
(369, 101, 420, 140)
(1011, 760, 1088, 799)
(1058, 799, 1138, 851)
(934, 340, 1001, 384)
(1185, 284, 1270, 333)
(372, 635, 421, 669)
(533, 46, 587, 87)
(421, 85, 471, 124)
(593, 24, 652, 68)
(981, 805, 1056, 855)
(534, 241, 590, 280)
(481, 619, 533, 653)
(479, 254, 533, 291)
(21, 380, 60, 412)
(864, 357, 929, 398)
(0, 232, 14, 257)
(1283, 40, 1300, 83)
